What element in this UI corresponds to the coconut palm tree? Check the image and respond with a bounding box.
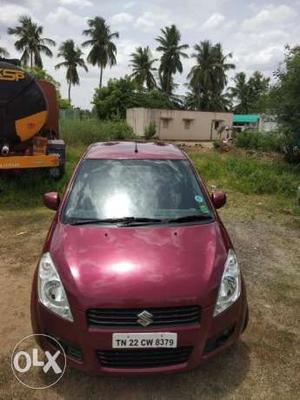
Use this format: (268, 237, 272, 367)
(229, 71, 270, 113)
(0, 38, 9, 57)
(130, 46, 157, 90)
(228, 72, 250, 113)
(156, 24, 189, 95)
(82, 17, 119, 88)
(187, 40, 235, 111)
(212, 43, 235, 91)
(55, 40, 88, 104)
(7, 15, 55, 68)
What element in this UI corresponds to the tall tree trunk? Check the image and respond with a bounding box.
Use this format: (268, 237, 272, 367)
(30, 51, 33, 68)
(99, 65, 103, 88)
(68, 81, 71, 104)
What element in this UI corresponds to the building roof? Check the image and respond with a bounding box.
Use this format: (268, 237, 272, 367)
(85, 141, 185, 160)
(233, 114, 260, 123)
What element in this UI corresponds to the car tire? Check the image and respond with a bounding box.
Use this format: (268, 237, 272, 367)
(242, 306, 249, 333)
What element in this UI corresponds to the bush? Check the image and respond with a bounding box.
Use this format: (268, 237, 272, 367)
(233, 130, 284, 152)
(60, 119, 135, 146)
(144, 122, 156, 139)
(213, 139, 221, 149)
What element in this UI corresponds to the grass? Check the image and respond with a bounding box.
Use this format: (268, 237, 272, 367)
(190, 150, 300, 227)
(60, 118, 135, 145)
(190, 151, 299, 196)
(233, 130, 284, 152)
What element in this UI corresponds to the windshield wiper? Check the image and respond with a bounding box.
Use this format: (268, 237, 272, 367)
(69, 215, 212, 226)
(69, 217, 163, 226)
(165, 214, 213, 224)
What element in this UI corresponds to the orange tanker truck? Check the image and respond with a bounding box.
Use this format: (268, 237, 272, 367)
(0, 59, 65, 178)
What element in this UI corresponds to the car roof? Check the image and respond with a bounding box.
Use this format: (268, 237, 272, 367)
(85, 141, 186, 160)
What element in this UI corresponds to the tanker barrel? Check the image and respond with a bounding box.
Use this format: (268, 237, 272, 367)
(0, 61, 48, 149)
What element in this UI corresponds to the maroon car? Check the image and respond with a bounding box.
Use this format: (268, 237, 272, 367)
(31, 141, 248, 375)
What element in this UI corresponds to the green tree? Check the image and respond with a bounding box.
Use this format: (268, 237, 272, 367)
(229, 71, 270, 113)
(92, 77, 175, 120)
(25, 66, 60, 88)
(130, 46, 157, 90)
(248, 71, 270, 112)
(187, 40, 235, 111)
(228, 72, 250, 113)
(185, 89, 231, 111)
(156, 25, 189, 95)
(55, 40, 88, 104)
(0, 37, 9, 57)
(7, 15, 55, 68)
(82, 17, 119, 88)
(213, 43, 235, 92)
(271, 46, 300, 162)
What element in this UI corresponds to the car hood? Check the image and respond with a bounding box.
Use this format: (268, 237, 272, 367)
(48, 222, 228, 310)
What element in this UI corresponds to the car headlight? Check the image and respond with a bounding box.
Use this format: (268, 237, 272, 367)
(38, 252, 73, 322)
(214, 249, 241, 317)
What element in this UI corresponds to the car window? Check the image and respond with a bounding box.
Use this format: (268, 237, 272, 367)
(62, 159, 212, 222)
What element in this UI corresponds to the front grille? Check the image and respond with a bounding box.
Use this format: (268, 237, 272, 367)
(97, 347, 193, 369)
(87, 306, 201, 328)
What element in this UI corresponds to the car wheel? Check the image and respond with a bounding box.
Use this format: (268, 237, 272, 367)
(242, 306, 249, 333)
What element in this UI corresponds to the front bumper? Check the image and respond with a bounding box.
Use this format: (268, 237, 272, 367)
(0, 154, 59, 169)
(31, 284, 248, 376)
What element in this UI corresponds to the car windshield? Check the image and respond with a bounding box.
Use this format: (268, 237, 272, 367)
(62, 159, 213, 224)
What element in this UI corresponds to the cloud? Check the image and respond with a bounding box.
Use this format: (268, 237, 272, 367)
(111, 12, 134, 25)
(0, 4, 31, 26)
(48, 7, 86, 27)
(116, 39, 139, 65)
(135, 11, 171, 32)
(202, 13, 225, 29)
(123, 1, 135, 9)
(58, 0, 93, 7)
(239, 45, 283, 69)
(241, 4, 297, 32)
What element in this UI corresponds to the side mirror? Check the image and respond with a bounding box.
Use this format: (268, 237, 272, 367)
(43, 192, 60, 211)
(211, 191, 226, 209)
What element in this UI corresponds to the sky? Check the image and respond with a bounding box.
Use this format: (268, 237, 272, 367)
(0, 0, 299, 109)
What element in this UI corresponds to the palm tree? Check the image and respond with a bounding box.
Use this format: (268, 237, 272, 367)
(55, 40, 88, 104)
(7, 15, 55, 68)
(130, 46, 157, 90)
(185, 88, 231, 111)
(212, 43, 235, 91)
(0, 38, 9, 57)
(229, 71, 270, 113)
(187, 40, 235, 111)
(82, 17, 119, 88)
(228, 72, 250, 113)
(156, 24, 189, 95)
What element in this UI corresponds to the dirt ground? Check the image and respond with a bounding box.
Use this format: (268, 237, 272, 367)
(0, 198, 299, 399)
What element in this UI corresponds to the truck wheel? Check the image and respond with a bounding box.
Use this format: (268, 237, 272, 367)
(49, 165, 64, 179)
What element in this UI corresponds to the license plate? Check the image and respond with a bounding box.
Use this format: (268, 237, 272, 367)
(112, 333, 177, 349)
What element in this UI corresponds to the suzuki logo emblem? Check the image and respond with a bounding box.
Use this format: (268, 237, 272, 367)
(137, 310, 154, 327)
